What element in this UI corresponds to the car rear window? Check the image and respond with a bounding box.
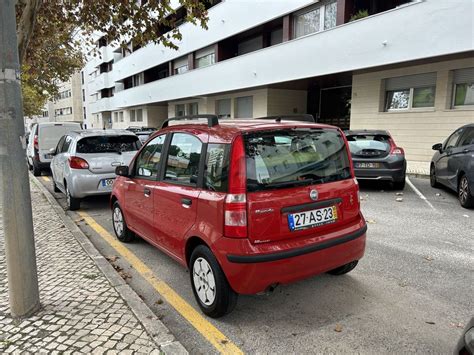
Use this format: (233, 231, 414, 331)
(244, 129, 351, 191)
(76, 135, 141, 154)
(346, 134, 391, 156)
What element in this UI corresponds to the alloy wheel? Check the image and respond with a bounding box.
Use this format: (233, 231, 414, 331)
(459, 176, 469, 205)
(113, 207, 124, 236)
(192, 257, 216, 306)
(430, 166, 436, 186)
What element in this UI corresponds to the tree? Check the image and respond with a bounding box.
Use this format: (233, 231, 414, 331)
(16, 0, 212, 115)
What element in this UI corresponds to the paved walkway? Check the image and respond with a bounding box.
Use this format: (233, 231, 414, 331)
(0, 179, 168, 353)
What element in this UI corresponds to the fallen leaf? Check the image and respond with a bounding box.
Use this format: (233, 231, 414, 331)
(366, 219, 376, 224)
(220, 340, 228, 345)
(424, 256, 434, 261)
(396, 192, 404, 196)
(435, 193, 441, 197)
(119, 271, 131, 280)
(74, 218, 84, 223)
(425, 321, 435, 325)
(334, 324, 343, 332)
(398, 280, 408, 287)
(450, 322, 464, 328)
(396, 198, 403, 202)
(463, 215, 469, 218)
(155, 299, 163, 305)
(106, 255, 119, 262)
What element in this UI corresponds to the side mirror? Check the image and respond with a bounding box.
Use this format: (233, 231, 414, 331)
(115, 165, 129, 177)
(432, 143, 442, 152)
(49, 147, 57, 156)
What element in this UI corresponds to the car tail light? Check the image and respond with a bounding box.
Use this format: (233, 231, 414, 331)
(69, 156, 89, 169)
(33, 135, 39, 150)
(389, 138, 404, 155)
(224, 135, 247, 238)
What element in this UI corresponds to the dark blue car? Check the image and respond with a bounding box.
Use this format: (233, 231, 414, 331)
(430, 124, 474, 208)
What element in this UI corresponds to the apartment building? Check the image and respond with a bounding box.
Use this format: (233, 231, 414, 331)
(45, 71, 83, 124)
(83, 0, 473, 170)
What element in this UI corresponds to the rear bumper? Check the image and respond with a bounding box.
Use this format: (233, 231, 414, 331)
(213, 220, 367, 294)
(68, 171, 116, 198)
(354, 167, 405, 182)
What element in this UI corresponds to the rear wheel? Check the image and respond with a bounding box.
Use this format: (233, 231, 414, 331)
(112, 202, 134, 242)
(190, 245, 237, 318)
(32, 161, 41, 176)
(327, 260, 358, 275)
(66, 185, 81, 211)
(430, 164, 440, 188)
(458, 175, 474, 208)
(53, 180, 60, 193)
(392, 178, 405, 190)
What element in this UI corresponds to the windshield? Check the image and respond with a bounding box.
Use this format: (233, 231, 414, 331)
(346, 134, 391, 156)
(76, 135, 141, 154)
(244, 129, 351, 191)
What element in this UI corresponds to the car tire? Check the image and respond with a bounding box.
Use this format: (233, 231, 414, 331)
(27, 160, 33, 171)
(430, 164, 440, 188)
(458, 175, 474, 208)
(112, 202, 134, 242)
(190, 245, 238, 318)
(53, 181, 61, 193)
(32, 161, 41, 176)
(66, 185, 81, 211)
(392, 178, 406, 190)
(327, 260, 359, 276)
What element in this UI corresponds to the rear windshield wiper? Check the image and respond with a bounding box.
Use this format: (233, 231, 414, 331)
(247, 179, 316, 191)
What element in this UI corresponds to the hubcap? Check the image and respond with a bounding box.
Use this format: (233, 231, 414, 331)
(459, 177, 469, 204)
(113, 207, 124, 236)
(192, 257, 216, 306)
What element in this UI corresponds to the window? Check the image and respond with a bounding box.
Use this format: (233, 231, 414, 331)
(56, 136, 66, 154)
(164, 133, 203, 185)
(114, 112, 118, 123)
(216, 99, 231, 118)
(459, 128, 474, 147)
(235, 96, 253, 118)
(76, 135, 141, 154)
(175, 64, 189, 75)
(195, 46, 216, 68)
(452, 67, 474, 107)
(174, 56, 189, 75)
(294, 1, 337, 38)
(61, 135, 73, 153)
(119, 111, 124, 122)
(444, 129, 464, 150)
(205, 144, 230, 192)
(136, 109, 143, 122)
(384, 73, 436, 111)
(270, 27, 283, 45)
(82, 89, 85, 102)
(237, 36, 263, 56)
(130, 110, 136, 122)
(134, 135, 166, 178)
(175, 104, 185, 117)
(188, 102, 199, 115)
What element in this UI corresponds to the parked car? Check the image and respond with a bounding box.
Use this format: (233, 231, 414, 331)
(454, 317, 474, 355)
(345, 130, 406, 190)
(135, 130, 155, 144)
(430, 124, 474, 208)
(111, 115, 367, 318)
(27, 122, 82, 176)
(126, 126, 156, 134)
(50, 129, 141, 210)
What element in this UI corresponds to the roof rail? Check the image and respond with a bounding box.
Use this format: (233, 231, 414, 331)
(258, 114, 316, 123)
(161, 115, 219, 129)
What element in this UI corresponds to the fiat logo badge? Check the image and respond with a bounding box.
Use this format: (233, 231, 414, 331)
(310, 189, 318, 201)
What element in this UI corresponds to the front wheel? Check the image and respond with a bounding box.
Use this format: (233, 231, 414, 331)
(190, 245, 237, 318)
(430, 164, 440, 188)
(458, 175, 474, 208)
(327, 260, 359, 275)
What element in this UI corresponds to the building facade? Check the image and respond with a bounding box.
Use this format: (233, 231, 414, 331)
(47, 71, 83, 124)
(82, 0, 474, 171)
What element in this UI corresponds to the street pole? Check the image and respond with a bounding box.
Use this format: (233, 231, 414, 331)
(0, 0, 40, 317)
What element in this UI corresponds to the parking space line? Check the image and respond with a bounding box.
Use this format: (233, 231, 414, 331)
(77, 211, 243, 355)
(406, 177, 436, 211)
(41, 176, 50, 182)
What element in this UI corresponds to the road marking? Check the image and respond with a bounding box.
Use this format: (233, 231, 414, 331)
(41, 176, 50, 182)
(78, 211, 243, 355)
(406, 177, 436, 211)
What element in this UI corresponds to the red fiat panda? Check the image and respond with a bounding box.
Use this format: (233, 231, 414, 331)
(111, 115, 367, 318)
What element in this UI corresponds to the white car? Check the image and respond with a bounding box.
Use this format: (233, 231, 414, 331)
(27, 122, 82, 176)
(50, 129, 141, 210)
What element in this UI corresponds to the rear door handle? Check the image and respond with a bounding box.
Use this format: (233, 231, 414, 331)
(144, 188, 151, 197)
(181, 198, 192, 208)
(463, 148, 470, 153)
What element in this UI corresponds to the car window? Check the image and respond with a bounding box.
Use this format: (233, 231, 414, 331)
(61, 135, 73, 153)
(55, 136, 66, 153)
(444, 129, 464, 149)
(458, 128, 474, 147)
(346, 134, 391, 156)
(164, 133, 203, 186)
(76, 135, 141, 153)
(204, 144, 230, 192)
(134, 135, 166, 178)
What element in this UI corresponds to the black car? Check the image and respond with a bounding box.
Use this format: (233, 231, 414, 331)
(345, 130, 406, 190)
(454, 317, 474, 355)
(430, 123, 474, 208)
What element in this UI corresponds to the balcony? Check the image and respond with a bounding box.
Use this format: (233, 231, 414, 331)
(89, 97, 114, 114)
(89, 72, 114, 93)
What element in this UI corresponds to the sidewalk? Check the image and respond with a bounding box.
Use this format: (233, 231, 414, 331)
(0, 177, 184, 354)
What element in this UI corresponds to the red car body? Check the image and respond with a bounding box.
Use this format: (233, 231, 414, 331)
(111, 118, 366, 314)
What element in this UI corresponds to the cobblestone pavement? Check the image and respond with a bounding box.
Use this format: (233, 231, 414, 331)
(0, 180, 160, 353)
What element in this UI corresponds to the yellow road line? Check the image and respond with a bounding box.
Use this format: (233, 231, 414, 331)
(42, 176, 50, 182)
(78, 211, 243, 355)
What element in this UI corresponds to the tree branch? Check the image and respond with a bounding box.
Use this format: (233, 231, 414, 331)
(16, 0, 41, 65)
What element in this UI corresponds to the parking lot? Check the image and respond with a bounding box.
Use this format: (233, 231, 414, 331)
(37, 173, 473, 354)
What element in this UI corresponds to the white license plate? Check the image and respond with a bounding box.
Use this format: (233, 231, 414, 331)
(101, 178, 115, 187)
(288, 206, 337, 231)
(356, 162, 380, 168)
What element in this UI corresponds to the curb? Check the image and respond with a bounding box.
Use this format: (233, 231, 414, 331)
(30, 174, 188, 355)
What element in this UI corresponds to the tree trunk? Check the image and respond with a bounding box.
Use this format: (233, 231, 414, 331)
(16, 0, 41, 65)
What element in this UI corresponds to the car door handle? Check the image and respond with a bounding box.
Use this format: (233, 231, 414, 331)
(181, 198, 192, 208)
(144, 188, 151, 197)
(463, 148, 470, 153)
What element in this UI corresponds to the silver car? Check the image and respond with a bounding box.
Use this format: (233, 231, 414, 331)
(50, 130, 141, 210)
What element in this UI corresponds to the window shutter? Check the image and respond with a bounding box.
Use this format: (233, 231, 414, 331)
(196, 46, 215, 59)
(385, 72, 437, 90)
(453, 67, 474, 84)
(174, 56, 188, 68)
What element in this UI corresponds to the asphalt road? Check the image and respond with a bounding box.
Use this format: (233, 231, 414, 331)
(37, 173, 473, 354)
